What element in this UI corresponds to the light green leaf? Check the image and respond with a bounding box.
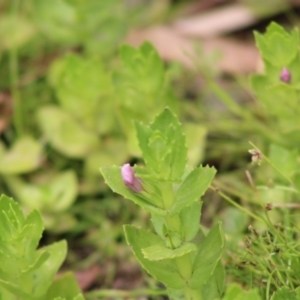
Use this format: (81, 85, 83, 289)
(48, 171, 78, 212)
(118, 42, 164, 97)
(189, 222, 225, 288)
(124, 225, 185, 289)
(135, 108, 187, 180)
(184, 123, 207, 166)
(85, 139, 128, 175)
(142, 242, 197, 261)
(32, 0, 77, 44)
(0, 137, 42, 174)
(150, 214, 166, 240)
(222, 284, 262, 300)
(254, 22, 299, 66)
(269, 144, 298, 179)
(180, 202, 202, 242)
(0, 16, 36, 50)
(48, 53, 113, 131)
(37, 106, 100, 158)
(222, 207, 249, 235)
(4, 171, 77, 213)
(30, 240, 67, 297)
(100, 165, 166, 215)
(170, 166, 216, 215)
(0, 279, 32, 300)
(0, 195, 25, 237)
(46, 272, 82, 300)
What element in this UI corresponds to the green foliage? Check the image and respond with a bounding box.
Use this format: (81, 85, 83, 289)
(101, 108, 223, 299)
(4, 171, 77, 231)
(114, 43, 178, 154)
(252, 22, 300, 138)
(222, 284, 261, 300)
(31, 0, 126, 56)
(135, 109, 186, 180)
(0, 195, 83, 300)
(254, 22, 299, 66)
(124, 225, 186, 289)
(4, 0, 300, 296)
(271, 287, 299, 300)
(0, 137, 42, 174)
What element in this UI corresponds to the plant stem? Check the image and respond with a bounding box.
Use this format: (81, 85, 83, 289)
(161, 182, 175, 210)
(176, 253, 192, 280)
(160, 182, 202, 299)
(10, 0, 24, 136)
(211, 186, 266, 223)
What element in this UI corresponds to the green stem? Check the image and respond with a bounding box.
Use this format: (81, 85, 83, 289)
(176, 253, 192, 280)
(10, 0, 24, 136)
(161, 182, 175, 210)
(211, 186, 266, 223)
(165, 214, 181, 232)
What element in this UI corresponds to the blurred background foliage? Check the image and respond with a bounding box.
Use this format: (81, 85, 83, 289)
(1, 0, 300, 297)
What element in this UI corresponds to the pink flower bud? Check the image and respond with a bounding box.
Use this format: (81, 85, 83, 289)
(121, 164, 143, 193)
(280, 67, 291, 83)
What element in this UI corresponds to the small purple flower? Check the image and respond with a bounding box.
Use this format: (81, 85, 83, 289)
(280, 67, 291, 83)
(121, 164, 143, 193)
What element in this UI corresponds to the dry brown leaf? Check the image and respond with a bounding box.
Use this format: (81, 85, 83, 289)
(126, 26, 260, 74)
(173, 3, 257, 38)
(75, 264, 101, 290)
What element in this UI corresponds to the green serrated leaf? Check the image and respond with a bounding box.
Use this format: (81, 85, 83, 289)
(0, 195, 25, 239)
(0, 278, 32, 300)
(30, 240, 67, 297)
(100, 165, 166, 215)
(254, 22, 299, 66)
(119, 42, 164, 95)
(222, 284, 262, 300)
(142, 242, 197, 261)
(170, 166, 216, 215)
(48, 53, 113, 132)
(135, 109, 187, 180)
(46, 272, 82, 300)
(189, 222, 225, 288)
(124, 225, 185, 289)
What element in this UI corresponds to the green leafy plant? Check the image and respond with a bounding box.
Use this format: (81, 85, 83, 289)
(101, 108, 225, 299)
(0, 194, 83, 299)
